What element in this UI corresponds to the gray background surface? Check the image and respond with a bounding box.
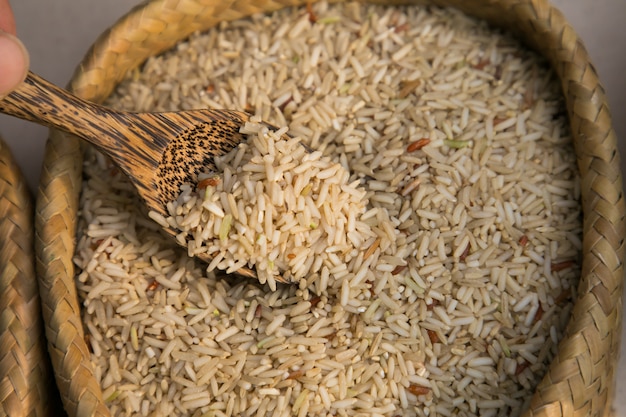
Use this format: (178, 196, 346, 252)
(1, 0, 625, 413)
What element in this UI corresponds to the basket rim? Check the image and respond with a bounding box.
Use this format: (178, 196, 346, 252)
(0, 135, 61, 417)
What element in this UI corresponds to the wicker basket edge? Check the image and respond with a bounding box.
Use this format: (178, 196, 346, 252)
(34, 1, 625, 416)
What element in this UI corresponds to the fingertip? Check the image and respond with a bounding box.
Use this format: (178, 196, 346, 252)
(0, 31, 29, 96)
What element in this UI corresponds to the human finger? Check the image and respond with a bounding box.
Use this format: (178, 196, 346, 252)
(0, 30, 29, 96)
(0, 0, 16, 34)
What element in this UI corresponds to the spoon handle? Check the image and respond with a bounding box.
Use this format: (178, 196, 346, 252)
(0, 71, 132, 149)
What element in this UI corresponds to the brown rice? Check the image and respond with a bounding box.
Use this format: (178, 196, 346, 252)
(73, 3, 581, 416)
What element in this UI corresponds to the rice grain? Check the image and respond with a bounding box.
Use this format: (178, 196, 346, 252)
(74, 3, 581, 417)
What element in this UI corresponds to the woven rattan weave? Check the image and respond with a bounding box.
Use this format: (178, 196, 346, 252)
(0, 135, 61, 417)
(34, 1, 625, 416)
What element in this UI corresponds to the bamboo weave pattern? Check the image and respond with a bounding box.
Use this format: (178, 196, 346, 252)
(35, 1, 625, 416)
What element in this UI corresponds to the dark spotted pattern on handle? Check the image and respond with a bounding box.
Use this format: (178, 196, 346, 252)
(156, 112, 246, 206)
(0, 72, 248, 215)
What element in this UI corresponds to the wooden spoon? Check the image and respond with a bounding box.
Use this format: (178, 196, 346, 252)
(0, 71, 260, 279)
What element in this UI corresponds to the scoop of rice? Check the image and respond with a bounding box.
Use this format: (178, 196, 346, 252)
(154, 118, 374, 289)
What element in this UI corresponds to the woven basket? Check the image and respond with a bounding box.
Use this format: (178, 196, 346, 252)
(34, 0, 625, 416)
(0, 135, 62, 417)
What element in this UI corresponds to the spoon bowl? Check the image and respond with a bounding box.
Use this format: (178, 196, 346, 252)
(0, 71, 260, 279)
